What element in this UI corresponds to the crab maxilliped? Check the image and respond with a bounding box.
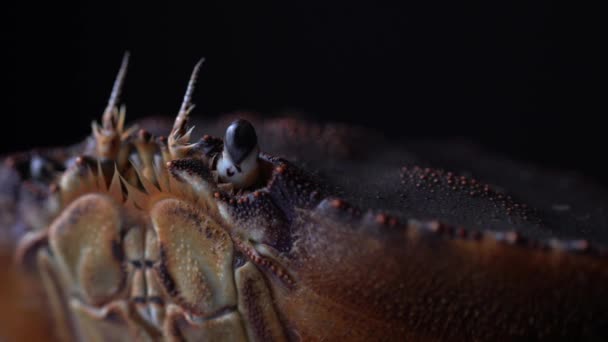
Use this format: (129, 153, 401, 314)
(1, 54, 607, 341)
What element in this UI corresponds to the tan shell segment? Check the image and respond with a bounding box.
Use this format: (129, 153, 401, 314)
(37, 249, 76, 342)
(124, 225, 166, 327)
(236, 262, 287, 342)
(164, 304, 247, 342)
(151, 197, 237, 316)
(70, 299, 153, 342)
(48, 193, 125, 306)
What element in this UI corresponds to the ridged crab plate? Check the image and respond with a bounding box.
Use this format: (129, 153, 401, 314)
(1, 54, 607, 341)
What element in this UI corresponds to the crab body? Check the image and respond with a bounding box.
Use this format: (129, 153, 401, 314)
(1, 56, 607, 341)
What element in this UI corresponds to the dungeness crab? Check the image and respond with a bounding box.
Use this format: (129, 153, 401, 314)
(1, 54, 607, 341)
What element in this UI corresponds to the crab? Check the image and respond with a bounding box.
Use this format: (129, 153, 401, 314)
(1, 53, 607, 341)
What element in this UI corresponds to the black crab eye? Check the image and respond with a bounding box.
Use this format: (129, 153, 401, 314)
(224, 119, 258, 165)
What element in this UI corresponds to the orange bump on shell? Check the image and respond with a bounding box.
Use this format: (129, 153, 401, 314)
(505, 231, 520, 244)
(375, 214, 388, 225)
(573, 240, 590, 251)
(428, 221, 442, 233)
(330, 199, 343, 209)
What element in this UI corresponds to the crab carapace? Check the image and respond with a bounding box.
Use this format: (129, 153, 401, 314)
(0, 54, 607, 341)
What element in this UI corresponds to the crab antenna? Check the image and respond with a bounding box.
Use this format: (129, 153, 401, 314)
(102, 51, 130, 128)
(172, 57, 205, 137)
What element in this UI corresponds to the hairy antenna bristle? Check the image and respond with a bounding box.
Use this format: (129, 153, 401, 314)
(103, 51, 130, 128)
(172, 58, 205, 136)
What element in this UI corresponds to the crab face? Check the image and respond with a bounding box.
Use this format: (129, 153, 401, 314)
(1, 55, 607, 341)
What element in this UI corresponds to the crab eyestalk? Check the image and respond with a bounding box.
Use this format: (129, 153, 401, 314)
(217, 119, 261, 189)
(168, 58, 205, 160)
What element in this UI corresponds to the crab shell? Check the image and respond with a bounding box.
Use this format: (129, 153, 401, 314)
(1, 113, 607, 341)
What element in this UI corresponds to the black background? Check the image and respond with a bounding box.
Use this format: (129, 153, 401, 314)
(2, 2, 604, 185)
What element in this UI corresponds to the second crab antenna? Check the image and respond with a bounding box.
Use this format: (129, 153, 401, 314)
(102, 51, 130, 129)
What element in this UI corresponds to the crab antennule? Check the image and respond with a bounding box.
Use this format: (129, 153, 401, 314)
(171, 58, 205, 139)
(102, 51, 130, 130)
(91, 52, 132, 160)
(168, 58, 205, 159)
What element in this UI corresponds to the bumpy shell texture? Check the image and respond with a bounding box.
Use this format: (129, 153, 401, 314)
(0, 58, 607, 341)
